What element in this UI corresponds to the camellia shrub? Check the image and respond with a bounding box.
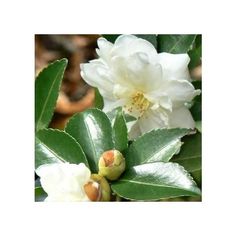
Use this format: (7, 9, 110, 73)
(35, 34, 202, 202)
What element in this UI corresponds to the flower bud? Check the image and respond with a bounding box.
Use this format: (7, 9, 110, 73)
(90, 174, 111, 201)
(84, 181, 101, 201)
(98, 150, 126, 181)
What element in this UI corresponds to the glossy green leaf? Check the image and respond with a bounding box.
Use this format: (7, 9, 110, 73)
(172, 132, 201, 173)
(106, 109, 117, 124)
(112, 108, 128, 152)
(65, 109, 114, 172)
(35, 59, 68, 131)
(126, 128, 190, 168)
(102, 34, 120, 43)
(111, 162, 201, 200)
(94, 87, 104, 109)
(134, 34, 157, 48)
(157, 35, 196, 53)
(35, 179, 47, 202)
(35, 129, 88, 169)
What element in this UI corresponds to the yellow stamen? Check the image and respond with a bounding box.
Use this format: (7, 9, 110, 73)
(128, 91, 150, 116)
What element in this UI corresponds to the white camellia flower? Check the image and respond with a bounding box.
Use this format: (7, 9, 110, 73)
(80, 35, 201, 139)
(36, 162, 98, 202)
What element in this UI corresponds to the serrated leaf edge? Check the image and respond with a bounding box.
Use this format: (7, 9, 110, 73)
(36, 128, 89, 167)
(64, 108, 113, 167)
(168, 35, 197, 53)
(112, 162, 201, 200)
(111, 187, 199, 201)
(131, 128, 190, 143)
(127, 128, 190, 167)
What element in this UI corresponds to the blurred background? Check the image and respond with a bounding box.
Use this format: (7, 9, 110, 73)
(35, 35, 100, 129)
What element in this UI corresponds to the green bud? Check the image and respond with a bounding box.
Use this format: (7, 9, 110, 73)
(98, 150, 126, 181)
(91, 174, 111, 201)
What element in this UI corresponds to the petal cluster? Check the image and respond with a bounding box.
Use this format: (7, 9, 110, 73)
(36, 163, 96, 202)
(81, 35, 200, 138)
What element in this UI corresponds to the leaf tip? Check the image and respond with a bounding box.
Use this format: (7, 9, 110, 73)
(59, 58, 68, 65)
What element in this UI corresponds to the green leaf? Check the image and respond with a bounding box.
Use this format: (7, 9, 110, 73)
(102, 34, 157, 49)
(112, 108, 128, 152)
(192, 80, 201, 90)
(102, 34, 120, 43)
(65, 109, 114, 172)
(35, 179, 47, 202)
(190, 96, 201, 121)
(125, 128, 190, 169)
(94, 87, 104, 109)
(35, 186, 47, 202)
(190, 97, 202, 121)
(135, 34, 157, 48)
(195, 121, 202, 133)
(191, 169, 202, 189)
(107, 107, 136, 124)
(188, 34, 202, 69)
(190, 80, 202, 121)
(111, 162, 201, 200)
(35, 129, 88, 169)
(35, 59, 68, 131)
(188, 45, 202, 69)
(195, 35, 202, 48)
(172, 132, 201, 173)
(157, 35, 196, 53)
(124, 114, 136, 123)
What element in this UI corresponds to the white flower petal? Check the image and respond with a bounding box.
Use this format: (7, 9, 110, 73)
(113, 84, 135, 99)
(80, 35, 201, 138)
(168, 106, 195, 129)
(128, 121, 141, 140)
(159, 96, 173, 111)
(112, 35, 158, 62)
(161, 79, 201, 107)
(36, 163, 63, 195)
(103, 98, 127, 112)
(138, 109, 169, 134)
(36, 163, 91, 202)
(157, 53, 190, 81)
(115, 34, 137, 46)
(80, 61, 114, 98)
(111, 53, 163, 92)
(96, 37, 113, 62)
(146, 92, 172, 111)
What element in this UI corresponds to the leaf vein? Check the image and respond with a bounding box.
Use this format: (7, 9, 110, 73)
(174, 155, 201, 161)
(118, 179, 189, 190)
(36, 137, 65, 163)
(36, 66, 64, 131)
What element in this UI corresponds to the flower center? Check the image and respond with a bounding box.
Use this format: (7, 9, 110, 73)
(126, 92, 150, 117)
